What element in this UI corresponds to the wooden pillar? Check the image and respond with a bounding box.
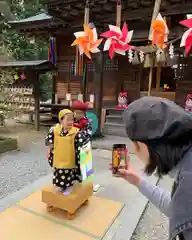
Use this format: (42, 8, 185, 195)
(93, 52, 104, 136)
(52, 74, 56, 104)
(156, 65, 161, 91)
(147, 0, 162, 96)
(33, 72, 40, 131)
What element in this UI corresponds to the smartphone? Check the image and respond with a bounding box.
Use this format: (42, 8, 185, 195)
(112, 144, 127, 174)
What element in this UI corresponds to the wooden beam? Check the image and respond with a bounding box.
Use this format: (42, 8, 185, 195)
(123, 3, 192, 21)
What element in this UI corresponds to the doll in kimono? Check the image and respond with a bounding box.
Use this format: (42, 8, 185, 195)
(45, 109, 82, 195)
(116, 92, 129, 109)
(72, 100, 92, 137)
(185, 93, 192, 112)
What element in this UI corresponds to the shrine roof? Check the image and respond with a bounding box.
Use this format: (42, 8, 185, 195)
(8, 0, 191, 41)
(8, 13, 52, 24)
(7, 12, 62, 32)
(0, 60, 56, 72)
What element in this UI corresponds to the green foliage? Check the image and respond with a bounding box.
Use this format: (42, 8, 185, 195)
(39, 73, 53, 102)
(0, 0, 52, 101)
(1, 0, 44, 60)
(0, 136, 18, 153)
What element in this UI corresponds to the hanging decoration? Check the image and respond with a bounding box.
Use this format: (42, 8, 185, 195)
(156, 49, 163, 62)
(150, 13, 169, 49)
(128, 49, 134, 63)
(14, 72, 19, 81)
(132, 52, 140, 65)
(71, 24, 103, 59)
(180, 15, 192, 54)
(101, 23, 134, 59)
(169, 43, 174, 59)
(82, 64, 86, 91)
(139, 51, 145, 63)
(21, 72, 26, 81)
(156, 49, 166, 63)
(144, 54, 153, 68)
(48, 37, 57, 65)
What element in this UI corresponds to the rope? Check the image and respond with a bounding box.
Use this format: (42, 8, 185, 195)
(116, 0, 121, 27)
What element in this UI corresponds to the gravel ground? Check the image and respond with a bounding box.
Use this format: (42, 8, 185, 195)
(131, 176, 173, 240)
(0, 137, 51, 200)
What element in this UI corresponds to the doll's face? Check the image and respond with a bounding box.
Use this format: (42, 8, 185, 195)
(186, 98, 192, 107)
(118, 95, 127, 105)
(61, 113, 74, 129)
(74, 110, 84, 120)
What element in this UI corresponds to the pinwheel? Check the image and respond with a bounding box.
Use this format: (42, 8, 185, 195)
(151, 13, 169, 49)
(100, 22, 134, 59)
(180, 15, 192, 54)
(71, 24, 103, 59)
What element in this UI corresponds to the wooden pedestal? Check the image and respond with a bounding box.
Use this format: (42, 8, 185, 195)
(42, 182, 93, 219)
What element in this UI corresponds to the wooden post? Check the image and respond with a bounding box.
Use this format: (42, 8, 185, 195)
(147, 0, 162, 96)
(52, 74, 56, 104)
(156, 64, 161, 91)
(33, 72, 40, 131)
(147, 53, 155, 96)
(93, 52, 104, 136)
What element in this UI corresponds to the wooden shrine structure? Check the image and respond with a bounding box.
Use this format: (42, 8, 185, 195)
(8, 0, 192, 132)
(0, 60, 56, 130)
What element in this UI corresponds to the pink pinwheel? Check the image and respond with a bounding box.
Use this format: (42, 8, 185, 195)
(100, 22, 134, 59)
(180, 15, 192, 54)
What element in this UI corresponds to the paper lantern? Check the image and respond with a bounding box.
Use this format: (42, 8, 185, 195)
(144, 53, 153, 68)
(132, 52, 140, 65)
(14, 72, 19, 80)
(21, 72, 26, 81)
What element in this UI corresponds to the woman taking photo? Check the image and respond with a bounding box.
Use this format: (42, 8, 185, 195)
(118, 96, 192, 240)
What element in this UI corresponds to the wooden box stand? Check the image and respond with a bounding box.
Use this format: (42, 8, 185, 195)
(42, 182, 93, 219)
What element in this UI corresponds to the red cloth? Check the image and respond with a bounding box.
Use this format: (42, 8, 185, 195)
(73, 117, 89, 129)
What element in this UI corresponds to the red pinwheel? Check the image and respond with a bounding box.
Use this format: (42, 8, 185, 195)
(100, 22, 134, 59)
(180, 15, 192, 54)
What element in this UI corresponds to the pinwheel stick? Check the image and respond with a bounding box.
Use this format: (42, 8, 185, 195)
(147, 0, 162, 96)
(116, 0, 121, 27)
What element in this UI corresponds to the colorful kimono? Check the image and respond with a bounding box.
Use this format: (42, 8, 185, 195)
(45, 124, 84, 190)
(74, 116, 92, 137)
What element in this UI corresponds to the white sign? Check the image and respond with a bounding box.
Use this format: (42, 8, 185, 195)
(89, 94, 94, 103)
(66, 93, 71, 101)
(78, 94, 83, 101)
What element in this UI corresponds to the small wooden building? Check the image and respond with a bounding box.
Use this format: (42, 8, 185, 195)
(9, 0, 192, 112)
(0, 60, 56, 130)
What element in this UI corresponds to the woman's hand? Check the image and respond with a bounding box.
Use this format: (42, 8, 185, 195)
(110, 154, 141, 186)
(117, 164, 141, 186)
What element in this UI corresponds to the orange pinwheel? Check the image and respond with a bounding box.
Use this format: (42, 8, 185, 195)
(151, 13, 169, 49)
(71, 24, 103, 59)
